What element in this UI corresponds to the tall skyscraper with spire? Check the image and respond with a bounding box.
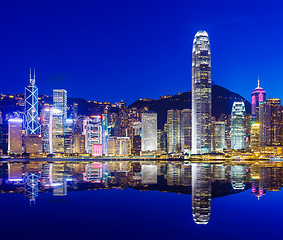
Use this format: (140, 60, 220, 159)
(191, 30, 211, 154)
(24, 69, 40, 135)
(251, 78, 266, 123)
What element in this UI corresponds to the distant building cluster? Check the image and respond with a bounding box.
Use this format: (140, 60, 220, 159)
(0, 31, 282, 158)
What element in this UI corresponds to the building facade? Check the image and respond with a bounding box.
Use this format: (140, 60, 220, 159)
(141, 112, 157, 153)
(231, 102, 246, 150)
(252, 79, 266, 123)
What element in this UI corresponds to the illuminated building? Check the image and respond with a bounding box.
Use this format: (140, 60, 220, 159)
(92, 144, 102, 157)
(73, 134, 85, 153)
(192, 163, 211, 225)
(211, 121, 225, 152)
(0, 124, 7, 154)
(132, 135, 141, 156)
(231, 166, 246, 190)
(192, 30, 211, 154)
(231, 102, 246, 150)
(40, 107, 52, 153)
(24, 69, 41, 135)
(53, 89, 67, 120)
(181, 109, 191, 154)
(107, 137, 117, 156)
(84, 116, 102, 154)
(167, 109, 181, 153)
(52, 108, 64, 153)
(116, 137, 131, 156)
(157, 129, 166, 154)
(252, 78, 266, 123)
(8, 118, 23, 154)
(102, 114, 109, 155)
(25, 134, 42, 154)
(141, 164, 157, 184)
(64, 119, 73, 154)
(250, 122, 260, 148)
(141, 111, 157, 153)
(259, 98, 281, 146)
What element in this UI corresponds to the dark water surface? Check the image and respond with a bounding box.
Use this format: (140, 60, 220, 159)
(0, 160, 281, 240)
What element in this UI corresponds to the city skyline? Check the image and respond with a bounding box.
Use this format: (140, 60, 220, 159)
(0, 1, 283, 104)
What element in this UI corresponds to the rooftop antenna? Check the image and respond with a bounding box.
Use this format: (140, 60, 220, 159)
(257, 76, 260, 88)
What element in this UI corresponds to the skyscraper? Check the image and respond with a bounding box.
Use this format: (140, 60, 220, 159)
(250, 122, 260, 148)
(181, 109, 192, 154)
(259, 98, 281, 146)
(64, 119, 73, 154)
(52, 108, 64, 153)
(53, 89, 67, 120)
(84, 116, 102, 155)
(167, 109, 181, 153)
(211, 121, 225, 152)
(40, 107, 52, 153)
(141, 111, 157, 153)
(231, 102, 246, 150)
(24, 69, 40, 135)
(8, 119, 23, 154)
(252, 79, 266, 123)
(192, 30, 211, 154)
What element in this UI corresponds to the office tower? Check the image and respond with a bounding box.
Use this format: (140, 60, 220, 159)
(52, 108, 64, 153)
(231, 102, 246, 150)
(0, 124, 7, 155)
(0, 110, 3, 124)
(102, 114, 109, 155)
(211, 121, 225, 152)
(53, 89, 67, 120)
(141, 111, 157, 152)
(167, 109, 181, 153)
(181, 109, 192, 153)
(107, 136, 117, 156)
(157, 129, 167, 154)
(192, 163, 211, 225)
(40, 107, 52, 153)
(71, 102, 78, 119)
(84, 116, 102, 155)
(8, 119, 23, 154)
(192, 30, 211, 154)
(250, 122, 260, 148)
(64, 119, 73, 154)
(24, 69, 41, 135)
(259, 98, 281, 146)
(116, 137, 131, 156)
(252, 79, 266, 123)
(231, 166, 246, 190)
(92, 144, 103, 157)
(25, 135, 42, 153)
(132, 135, 141, 156)
(117, 101, 128, 137)
(73, 134, 85, 154)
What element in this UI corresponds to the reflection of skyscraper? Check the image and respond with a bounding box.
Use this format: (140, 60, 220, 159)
(141, 165, 157, 184)
(24, 69, 40, 135)
(24, 173, 41, 203)
(231, 102, 246, 150)
(84, 162, 103, 183)
(231, 166, 246, 190)
(192, 31, 211, 154)
(192, 163, 211, 225)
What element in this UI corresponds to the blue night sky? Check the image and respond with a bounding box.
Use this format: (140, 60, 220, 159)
(0, 0, 282, 104)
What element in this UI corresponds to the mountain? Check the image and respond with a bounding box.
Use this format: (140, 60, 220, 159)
(129, 84, 251, 129)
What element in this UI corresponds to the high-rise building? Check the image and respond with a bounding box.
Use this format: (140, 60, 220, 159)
(24, 69, 40, 135)
(116, 137, 131, 156)
(84, 116, 102, 154)
(250, 122, 260, 148)
(64, 119, 73, 154)
(40, 107, 52, 153)
(192, 163, 211, 225)
(141, 112, 157, 153)
(157, 129, 167, 154)
(52, 108, 64, 153)
(132, 135, 141, 156)
(0, 124, 7, 155)
(181, 109, 192, 154)
(259, 98, 281, 146)
(231, 102, 246, 150)
(73, 134, 85, 154)
(252, 79, 266, 123)
(8, 119, 23, 154)
(192, 30, 211, 154)
(167, 109, 181, 153)
(25, 134, 42, 154)
(211, 121, 225, 152)
(102, 114, 109, 155)
(53, 89, 67, 120)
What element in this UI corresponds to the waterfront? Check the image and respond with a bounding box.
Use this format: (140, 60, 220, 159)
(0, 160, 282, 239)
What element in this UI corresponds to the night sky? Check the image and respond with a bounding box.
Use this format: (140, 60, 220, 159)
(0, 0, 282, 104)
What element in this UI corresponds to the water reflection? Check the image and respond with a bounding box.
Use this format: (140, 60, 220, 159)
(1, 160, 283, 224)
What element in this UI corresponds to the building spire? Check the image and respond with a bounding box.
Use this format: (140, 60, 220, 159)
(29, 68, 35, 85)
(258, 76, 260, 88)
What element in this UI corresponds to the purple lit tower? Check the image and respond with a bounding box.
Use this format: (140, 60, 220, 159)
(252, 78, 266, 123)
